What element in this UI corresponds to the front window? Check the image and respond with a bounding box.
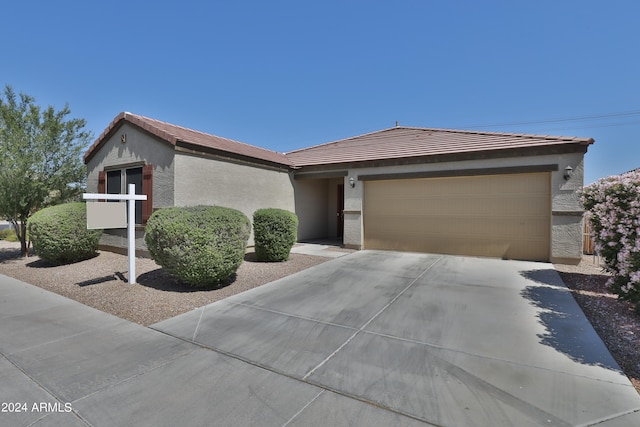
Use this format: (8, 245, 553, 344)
(106, 167, 143, 225)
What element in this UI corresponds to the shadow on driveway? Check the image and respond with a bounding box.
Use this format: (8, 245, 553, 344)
(520, 269, 619, 371)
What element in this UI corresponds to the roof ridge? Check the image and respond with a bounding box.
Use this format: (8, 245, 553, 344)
(285, 126, 592, 155)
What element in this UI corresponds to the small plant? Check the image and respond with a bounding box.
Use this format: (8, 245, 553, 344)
(253, 208, 298, 262)
(27, 203, 103, 264)
(145, 205, 251, 287)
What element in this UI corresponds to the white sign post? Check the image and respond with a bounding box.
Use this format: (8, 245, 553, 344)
(83, 184, 147, 284)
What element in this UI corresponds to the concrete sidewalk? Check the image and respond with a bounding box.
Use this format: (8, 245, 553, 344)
(2, 251, 640, 426)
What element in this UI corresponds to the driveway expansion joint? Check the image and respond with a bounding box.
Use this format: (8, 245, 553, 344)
(302, 256, 443, 381)
(151, 323, 437, 425)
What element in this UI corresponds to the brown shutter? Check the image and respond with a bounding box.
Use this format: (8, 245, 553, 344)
(98, 170, 106, 202)
(142, 164, 153, 224)
(98, 171, 106, 192)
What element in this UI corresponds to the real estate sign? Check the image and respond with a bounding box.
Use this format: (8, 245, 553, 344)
(83, 184, 147, 284)
(86, 202, 127, 229)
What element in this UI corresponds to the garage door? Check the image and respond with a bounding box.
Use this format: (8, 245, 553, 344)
(363, 172, 550, 261)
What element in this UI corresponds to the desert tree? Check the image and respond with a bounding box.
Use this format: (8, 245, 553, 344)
(0, 85, 91, 256)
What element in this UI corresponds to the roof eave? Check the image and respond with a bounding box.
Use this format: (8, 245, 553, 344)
(290, 142, 590, 171)
(83, 112, 181, 164)
(175, 140, 292, 170)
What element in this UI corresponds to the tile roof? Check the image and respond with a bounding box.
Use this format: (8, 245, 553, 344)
(284, 126, 595, 167)
(83, 112, 292, 166)
(84, 114, 594, 169)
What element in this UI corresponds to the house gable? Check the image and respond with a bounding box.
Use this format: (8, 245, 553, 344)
(85, 121, 176, 208)
(84, 112, 291, 169)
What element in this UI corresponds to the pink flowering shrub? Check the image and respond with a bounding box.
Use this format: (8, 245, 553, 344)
(580, 170, 640, 310)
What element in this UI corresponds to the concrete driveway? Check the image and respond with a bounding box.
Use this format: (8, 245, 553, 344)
(2, 250, 640, 426)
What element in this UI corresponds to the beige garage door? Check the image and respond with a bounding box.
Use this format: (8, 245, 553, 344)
(363, 172, 550, 261)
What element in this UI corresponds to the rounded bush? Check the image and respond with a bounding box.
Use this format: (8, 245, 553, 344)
(28, 202, 103, 264)
(253, 208, 298, 262)
(144, 205, 251, 287)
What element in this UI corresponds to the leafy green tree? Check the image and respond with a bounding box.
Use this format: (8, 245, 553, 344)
(0, 86, 91, 256)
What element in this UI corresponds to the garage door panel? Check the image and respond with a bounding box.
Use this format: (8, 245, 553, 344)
(363, 173, 550, 261)
(367, 215, 548, 240)
(371, 195, 549, 216)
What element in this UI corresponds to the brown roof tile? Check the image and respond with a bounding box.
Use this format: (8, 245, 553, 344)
(85, 114, 594, 170)
(284, 126, 595, 167)
(84, 112, 291, 166)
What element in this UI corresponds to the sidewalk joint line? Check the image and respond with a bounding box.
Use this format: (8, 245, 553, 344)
(192, 306, 206, 341)
(281, 390, 325, 427)
(230, 301, 359, 332)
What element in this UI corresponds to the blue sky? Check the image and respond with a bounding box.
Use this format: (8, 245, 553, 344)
(2, 0, 639, 184)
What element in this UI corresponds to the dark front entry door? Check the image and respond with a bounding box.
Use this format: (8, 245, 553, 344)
(337, 184, 344, 237)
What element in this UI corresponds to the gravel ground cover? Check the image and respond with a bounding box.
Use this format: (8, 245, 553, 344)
(0, 240, 329, 326)
(555, 256, 640, 394)
(1, 240, 638, 394)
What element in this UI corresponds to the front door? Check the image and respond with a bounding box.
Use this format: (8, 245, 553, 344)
(337, 184, 344, 238)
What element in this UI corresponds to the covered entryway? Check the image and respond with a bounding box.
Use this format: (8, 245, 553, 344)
(293, 175, 346, 243)
(363, 172, 551, 261)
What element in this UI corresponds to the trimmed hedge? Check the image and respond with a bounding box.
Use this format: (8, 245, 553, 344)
(253, 208, 298, 262)
(28, 203, 103, 264)
(144, 205, 251, 287)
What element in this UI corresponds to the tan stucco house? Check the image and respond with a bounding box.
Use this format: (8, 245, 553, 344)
(83, 112, 594, 264)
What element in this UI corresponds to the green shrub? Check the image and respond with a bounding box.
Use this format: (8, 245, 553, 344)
(253, 208, 298, 262)
(0, 228, 18, 241)
(144, 205, 251, 287)
(27, 203, 103, 264)
(5, 230, 19, 242)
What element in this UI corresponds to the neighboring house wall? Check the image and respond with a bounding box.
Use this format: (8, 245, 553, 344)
(332, 151, 586, 262)
(173, 152, 295, 245)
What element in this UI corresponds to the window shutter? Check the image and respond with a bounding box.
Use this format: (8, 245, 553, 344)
(98, 171, 106, 193)
(142, 164, 153, 224)
(98, 171, 106, 202)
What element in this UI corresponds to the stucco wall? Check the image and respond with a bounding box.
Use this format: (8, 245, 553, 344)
(174, 152, 295, 245)
(85, 122, 175, 207)
(343, 174, 364, 249)
(336, 151, 587, 261)
(294, 179, 329, 241)
(85, 123, 176, 253)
